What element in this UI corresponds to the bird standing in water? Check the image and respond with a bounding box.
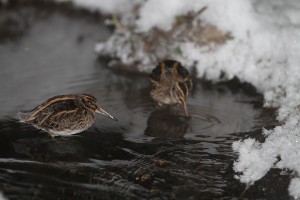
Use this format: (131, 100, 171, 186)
(17, 94, 117, 137)
(149, 60, 192, 117)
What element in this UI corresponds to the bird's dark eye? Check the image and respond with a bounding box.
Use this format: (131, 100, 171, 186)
(177, 66, 189, 78)
(150, 67, 161, 81)
(88, 102, 95, 109)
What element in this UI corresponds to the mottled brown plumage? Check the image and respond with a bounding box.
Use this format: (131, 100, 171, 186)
(149, 60, 192, 117)
(17, 94, 117, 136)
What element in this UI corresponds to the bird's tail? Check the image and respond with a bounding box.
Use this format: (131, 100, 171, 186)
(16, 110, 32, 122)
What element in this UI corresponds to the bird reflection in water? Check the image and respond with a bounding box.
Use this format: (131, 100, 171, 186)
(145, 108, 189, 138)
(12, 135, 86, 162)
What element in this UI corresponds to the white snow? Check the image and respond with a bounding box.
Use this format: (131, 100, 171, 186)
(289, 178, 300, 199)
(65, 0, 300, 197)
(136, 0, 204, 32)
(56, 0, 139, 14)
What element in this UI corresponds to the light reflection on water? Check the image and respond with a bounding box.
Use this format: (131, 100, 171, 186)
(0, 3, 282, 200)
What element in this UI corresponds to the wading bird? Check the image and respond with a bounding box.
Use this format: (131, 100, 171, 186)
(17, 94, 117, 137)
(149, 60, 192, 117)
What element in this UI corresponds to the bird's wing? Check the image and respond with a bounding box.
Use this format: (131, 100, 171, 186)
(28, 99, 78, 126)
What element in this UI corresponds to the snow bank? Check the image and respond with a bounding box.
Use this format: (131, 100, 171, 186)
(66, 0, 300, 197)
(56, 0, 139, 14)
(289, 178, 300, 199)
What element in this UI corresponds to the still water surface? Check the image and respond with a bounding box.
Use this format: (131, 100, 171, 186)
(0, 4, 285, 200)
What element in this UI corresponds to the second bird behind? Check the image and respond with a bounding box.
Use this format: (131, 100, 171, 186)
(149, 60, 192, 117)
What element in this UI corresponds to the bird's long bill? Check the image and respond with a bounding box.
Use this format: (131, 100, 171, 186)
(96, 107, 118, 121)
(176, 83, 189, 117)
(182, 101, 189, 118)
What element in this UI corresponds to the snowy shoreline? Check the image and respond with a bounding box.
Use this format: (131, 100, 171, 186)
(59, 0, 300, 198)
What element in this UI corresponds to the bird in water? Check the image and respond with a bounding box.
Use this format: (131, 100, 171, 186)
(149, 60, 192, 117)
(17, 94, 117, 137)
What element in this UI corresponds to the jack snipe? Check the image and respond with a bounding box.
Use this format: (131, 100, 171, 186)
(149, 60, 192, 117)
(17, 94, 117, 136)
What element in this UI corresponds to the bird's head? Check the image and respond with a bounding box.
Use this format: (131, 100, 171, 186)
(80, 94, 118, 121)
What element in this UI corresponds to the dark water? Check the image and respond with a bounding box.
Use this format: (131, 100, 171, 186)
(0, 2, 288, 200)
